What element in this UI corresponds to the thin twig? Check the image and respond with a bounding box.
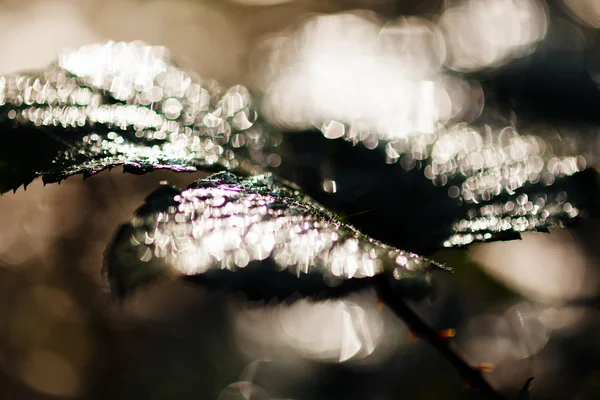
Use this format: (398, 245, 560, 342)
(375, 276, 506, 400)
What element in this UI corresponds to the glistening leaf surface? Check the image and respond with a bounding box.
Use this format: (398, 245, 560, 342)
(277, 125, 600, 254)
(1, 40, 597, 255)
(0, 41, 281, 193)
(257, 11, 600, 252)
(105, 172, 446, 300)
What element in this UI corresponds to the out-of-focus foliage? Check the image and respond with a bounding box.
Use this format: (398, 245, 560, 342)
(257, 9, 600, 253)
(0, 41, 280, 194)
(1, 40, 599, 256)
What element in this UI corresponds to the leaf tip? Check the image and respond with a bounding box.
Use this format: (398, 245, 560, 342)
(517, 377, 535, 400)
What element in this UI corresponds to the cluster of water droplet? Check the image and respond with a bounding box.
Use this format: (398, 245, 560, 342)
(127, 172, 438, 283)
(0, 41, 282, 178)
(323, 120, 589, 199)
(319, 118, 591, 246)
(446, 191, 580, 246)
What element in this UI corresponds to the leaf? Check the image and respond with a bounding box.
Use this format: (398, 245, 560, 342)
(1, 40, 597, 255)
(0, 41, 281, 194)
(253, 10, 600, 253)
(105, 171, 447, 300)
(517, 377, 535, 400)
(275, 118, 600, 254)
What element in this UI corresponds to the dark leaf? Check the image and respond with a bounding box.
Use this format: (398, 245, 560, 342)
(0, 41, 281, 193)
(105, 171, 447, 300)
(275, 118, 600, 254)
(254, 12, 600, 253)
(517, 377, 535, 400)
(1, 40, 598, 255)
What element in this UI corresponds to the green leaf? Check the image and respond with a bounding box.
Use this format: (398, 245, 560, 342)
(105, 171, 448, 300)
(0, 41, 280, 194)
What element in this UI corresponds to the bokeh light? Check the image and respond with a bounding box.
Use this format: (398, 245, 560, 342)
(257, 11, 469, 137)
(231, 291, 407, 367)
(562, 0, 600, 29)
(439, 0, 548, 71)
(470, 230, 599, 303)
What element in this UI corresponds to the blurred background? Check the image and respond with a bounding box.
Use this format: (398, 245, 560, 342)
(2, 0, 600, 399)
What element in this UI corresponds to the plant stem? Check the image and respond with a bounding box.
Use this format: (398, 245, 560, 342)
(375, 276, 506, 400)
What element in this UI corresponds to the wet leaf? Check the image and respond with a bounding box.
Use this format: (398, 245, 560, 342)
(0, 41, 598, 255)
(105, 171, 447, 300)
(255, 10, 600, 253)
(0, 41, 280, 194)
(276, 120, 600, 254)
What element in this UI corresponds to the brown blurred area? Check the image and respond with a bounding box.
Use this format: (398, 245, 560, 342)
(0, 170, 211, 399)
(3, 1, 600, 399)
(0, 0, 411, 84)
